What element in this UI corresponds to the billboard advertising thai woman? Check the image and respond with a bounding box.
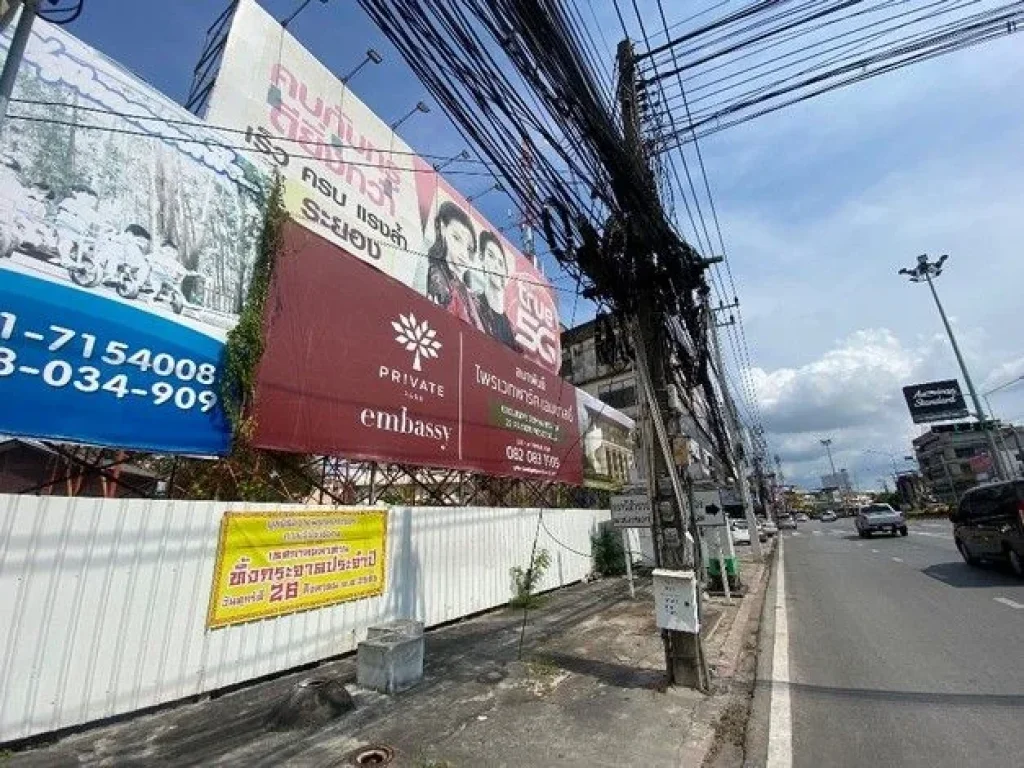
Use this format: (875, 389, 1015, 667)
(254, 221, 582, 483)
(0, 15, 263, 455)
(205, 0, 562, 374)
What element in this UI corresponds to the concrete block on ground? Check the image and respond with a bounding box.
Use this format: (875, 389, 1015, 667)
(357, 632, 424, 694)
(366, 619, 424, 640)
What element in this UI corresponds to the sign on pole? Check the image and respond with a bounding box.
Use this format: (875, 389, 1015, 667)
(902, 379, 969, 424)
(610, 486, 652, 528)
(693, 488, 726, 526)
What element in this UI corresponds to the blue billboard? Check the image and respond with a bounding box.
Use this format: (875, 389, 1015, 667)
(0, 17, 263, 454)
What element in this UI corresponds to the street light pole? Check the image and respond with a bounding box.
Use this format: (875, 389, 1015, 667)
(821, 437, 847, 510)
(821, 438, 837, 478)
(899, 254, 1006, 481)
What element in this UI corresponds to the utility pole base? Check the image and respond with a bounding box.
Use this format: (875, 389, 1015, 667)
(666, 631, 702, 688)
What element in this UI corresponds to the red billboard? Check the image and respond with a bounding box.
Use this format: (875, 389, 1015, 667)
(253, 221, 583, 484)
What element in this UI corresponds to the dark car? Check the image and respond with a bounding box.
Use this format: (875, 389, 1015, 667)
(856, 503, 907, 538)
(951, 480, 1024, 577)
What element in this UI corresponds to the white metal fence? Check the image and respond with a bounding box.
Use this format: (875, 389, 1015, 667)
(0, 495, 609, 742)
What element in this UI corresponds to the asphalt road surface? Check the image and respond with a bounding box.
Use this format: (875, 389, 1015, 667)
(769, 518, 1024, 767)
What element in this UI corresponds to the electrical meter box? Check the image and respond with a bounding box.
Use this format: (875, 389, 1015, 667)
(652, 569, 699, 633)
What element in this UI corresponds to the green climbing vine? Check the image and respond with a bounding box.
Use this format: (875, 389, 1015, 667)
(159, 177, 317, 502)
(220, 177, 286, 440)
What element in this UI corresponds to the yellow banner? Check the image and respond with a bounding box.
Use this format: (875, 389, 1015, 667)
(207, 508, 387, 629)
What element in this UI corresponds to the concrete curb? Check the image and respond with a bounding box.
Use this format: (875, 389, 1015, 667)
(685, 546, 777, 767)
(744, 540, 780, 767)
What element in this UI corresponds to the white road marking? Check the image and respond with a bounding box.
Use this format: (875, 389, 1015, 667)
(993, 597, 1024, 610)
(791, 531, 801, 537)
(892, 557, 904, 563)
(856, 542, 865, 547)
(871, 549, 879, 553)
(812, 530, 822, 537)
(911, 531, 954, 540)
(767, 538, 792, 768)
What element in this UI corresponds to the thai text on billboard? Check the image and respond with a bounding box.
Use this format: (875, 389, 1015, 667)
(205, 0, 562, 373)
(0, 16, 264, 455)
(253, 222, 587, 484)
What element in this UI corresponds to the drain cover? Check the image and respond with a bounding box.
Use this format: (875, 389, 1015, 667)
(348, 745, 395, 766)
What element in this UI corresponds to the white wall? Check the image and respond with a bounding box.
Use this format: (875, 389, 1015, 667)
(0, 495, 608, 742)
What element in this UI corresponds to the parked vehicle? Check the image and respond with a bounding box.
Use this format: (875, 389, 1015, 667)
(856, 504, 908, 538)
(761, 518, 779, 537)
(730, 519, 751, 545)
(795, 513, 809, 523)
(753, 518, 768, 542)
(777, 514, 797, 530)
(820, 510, 837, 522)
(951, 480, 1024, 577)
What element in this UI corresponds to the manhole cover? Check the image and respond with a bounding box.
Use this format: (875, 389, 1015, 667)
(347, 745, 395, 766)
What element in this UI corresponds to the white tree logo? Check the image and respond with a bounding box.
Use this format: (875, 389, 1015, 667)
(392, 312, 442, 371)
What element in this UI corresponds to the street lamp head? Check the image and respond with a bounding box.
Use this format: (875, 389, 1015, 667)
(416, 101, 431, 114)
(367, 48, 383, 65)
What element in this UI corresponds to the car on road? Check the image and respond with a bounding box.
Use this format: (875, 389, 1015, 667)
(856, 503, 908, 538)
(795, 513, 809, 522)
(777, 514, 797, 530)
(730, 519, 751, 545)
(951, 480, 1024, 577)
(820, 510, 837, 522)
(761, 518, 779, 537)
(754, 519, 768, 542)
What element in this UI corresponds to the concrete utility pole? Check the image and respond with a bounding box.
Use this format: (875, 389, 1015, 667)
(710, 313, 762, 559)
(0, 0, 36, 134)
(617, 39, 705, 689)
(899, 254, 1006, 481)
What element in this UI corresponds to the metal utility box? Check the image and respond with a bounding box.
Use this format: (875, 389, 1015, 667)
(652, 569, 699, 633)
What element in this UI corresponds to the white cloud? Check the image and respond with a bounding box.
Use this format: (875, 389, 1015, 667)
(751, 328, 917, 435)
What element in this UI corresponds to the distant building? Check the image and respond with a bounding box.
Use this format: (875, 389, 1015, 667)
(820, 469, 852, 492)
(560, 317, 725, 483)
(895, 471, 929, 508)
(912, 421, 1024, 504)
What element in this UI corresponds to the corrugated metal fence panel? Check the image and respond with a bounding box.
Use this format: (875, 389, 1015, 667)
(0, 496, 607, 742)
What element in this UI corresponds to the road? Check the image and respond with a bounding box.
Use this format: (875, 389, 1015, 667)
(767, 518, 1024, 767)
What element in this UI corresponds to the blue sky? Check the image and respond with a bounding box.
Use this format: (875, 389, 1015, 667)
(55, 0, 1024, 489)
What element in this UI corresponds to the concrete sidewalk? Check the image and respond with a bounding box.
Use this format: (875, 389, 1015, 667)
(8, 547, 773, 768)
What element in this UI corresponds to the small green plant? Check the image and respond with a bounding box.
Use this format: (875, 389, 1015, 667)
(591, 526, 626, 576)
(510, 548, 551, 608)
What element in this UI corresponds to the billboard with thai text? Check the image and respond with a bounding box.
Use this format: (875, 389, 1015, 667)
(0, 15, 263, 455)
(254, 221, 583, 483)
(206, 0, 562, 373)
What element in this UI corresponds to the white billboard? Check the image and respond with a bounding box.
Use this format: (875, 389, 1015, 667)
(206, 0, 562, 373)
(0, 14, 263, 455)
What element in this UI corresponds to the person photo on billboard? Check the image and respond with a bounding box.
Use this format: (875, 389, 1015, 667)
(425, 199, 483, 330)
(471, 230, 520, 351)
